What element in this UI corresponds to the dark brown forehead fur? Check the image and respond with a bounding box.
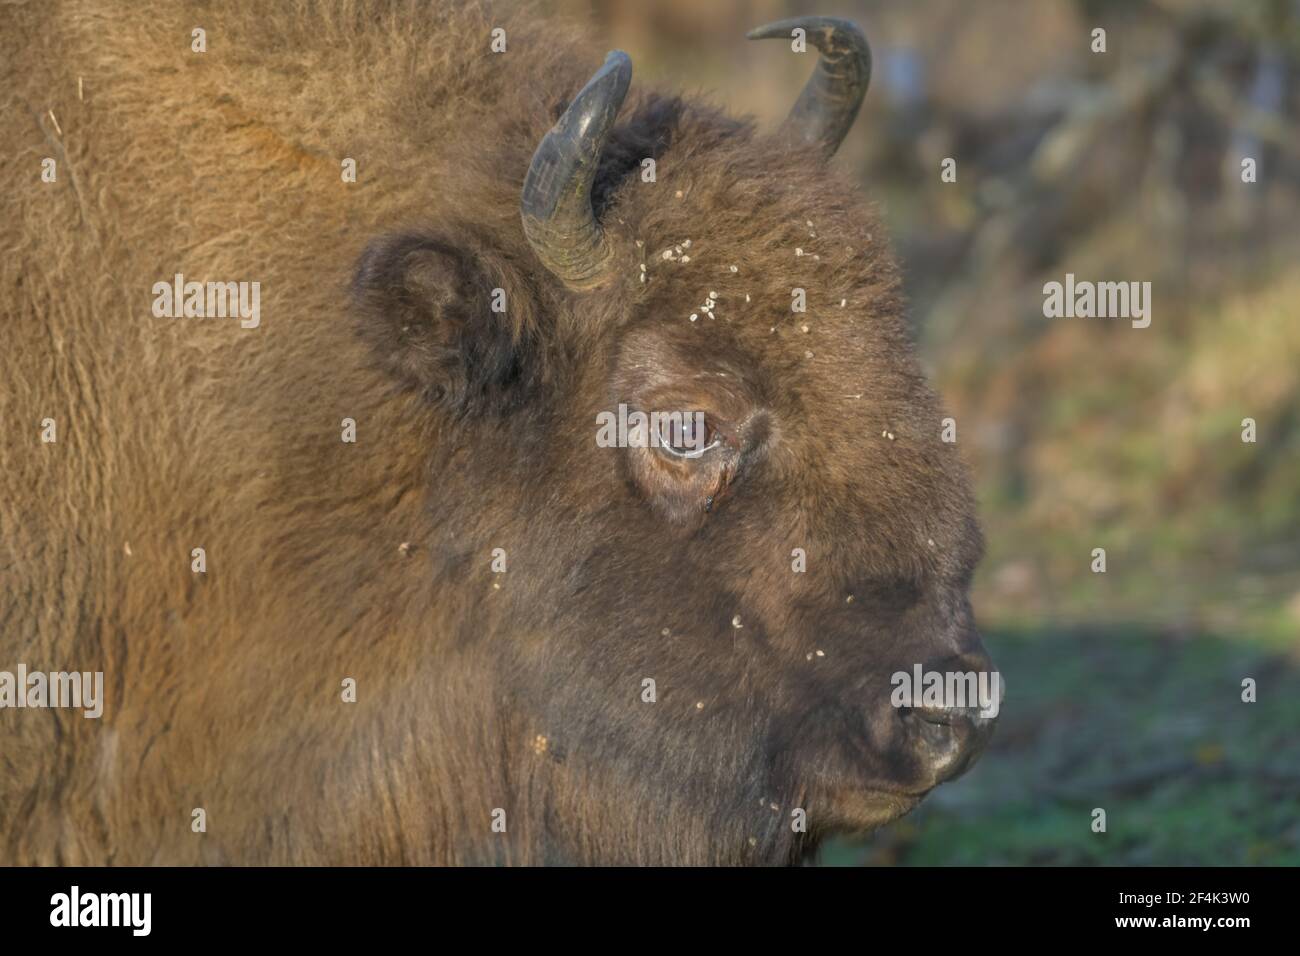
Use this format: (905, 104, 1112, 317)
(590, 115, 978, 588)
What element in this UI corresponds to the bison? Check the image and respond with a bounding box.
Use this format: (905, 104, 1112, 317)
(1, 1, 995, 865)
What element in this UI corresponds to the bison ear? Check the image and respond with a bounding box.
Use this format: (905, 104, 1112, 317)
(350, 232, 539, 416)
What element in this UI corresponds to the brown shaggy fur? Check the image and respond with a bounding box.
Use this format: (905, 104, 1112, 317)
(1, 1, 989, 864)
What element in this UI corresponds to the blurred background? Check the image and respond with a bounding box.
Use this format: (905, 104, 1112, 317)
(549, 0, 1300, 864)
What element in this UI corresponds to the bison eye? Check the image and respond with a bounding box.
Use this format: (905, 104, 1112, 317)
(656, 414, 719, 459)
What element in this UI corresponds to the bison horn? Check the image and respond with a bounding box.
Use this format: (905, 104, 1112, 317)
(521, 50, 632, 289)
(747, 16, 871, 157)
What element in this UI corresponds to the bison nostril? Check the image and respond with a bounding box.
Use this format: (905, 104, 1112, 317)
(885, 656, 1001, 786)
(898, 703, 998, 786)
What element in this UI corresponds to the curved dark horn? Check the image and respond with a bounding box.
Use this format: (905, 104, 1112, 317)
(747, 17, 871, 156)
(521, 51, 632, 289)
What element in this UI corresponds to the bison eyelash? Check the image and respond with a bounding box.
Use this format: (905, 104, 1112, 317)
(658, 437, 721, 460)
(655, 419, 720, 460)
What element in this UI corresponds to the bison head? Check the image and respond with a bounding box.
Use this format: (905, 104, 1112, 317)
(351, 17, 996, 864)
